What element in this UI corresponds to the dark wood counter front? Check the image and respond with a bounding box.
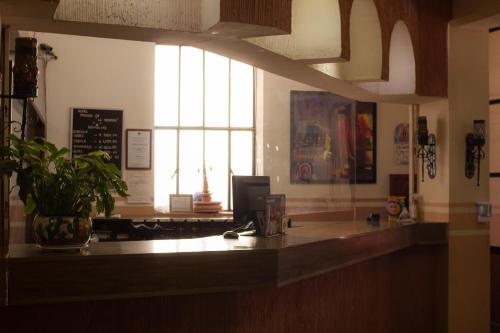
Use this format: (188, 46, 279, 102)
(5, 221, 446, 305)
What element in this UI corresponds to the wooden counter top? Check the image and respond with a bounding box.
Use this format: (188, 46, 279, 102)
(6, 221, 447, 305)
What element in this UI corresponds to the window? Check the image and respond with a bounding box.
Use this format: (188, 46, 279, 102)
(154, 45, 255, 211)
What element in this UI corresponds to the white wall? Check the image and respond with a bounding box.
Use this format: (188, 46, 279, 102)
(31, 32, 156, 207)
(18, 32, 409, 217)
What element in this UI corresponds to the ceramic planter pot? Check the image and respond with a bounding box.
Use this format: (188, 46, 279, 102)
(33, 216, 92, 250)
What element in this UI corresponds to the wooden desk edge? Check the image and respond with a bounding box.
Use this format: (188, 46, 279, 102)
(5, 223, 447, 305)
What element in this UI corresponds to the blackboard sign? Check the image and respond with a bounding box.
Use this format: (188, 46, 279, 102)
(71, 108, 123, 169)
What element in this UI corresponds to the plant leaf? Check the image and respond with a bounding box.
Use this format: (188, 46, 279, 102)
(24, 194, 36, 215)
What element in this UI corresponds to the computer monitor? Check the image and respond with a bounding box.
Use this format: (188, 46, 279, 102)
(232, 176, 270, 226)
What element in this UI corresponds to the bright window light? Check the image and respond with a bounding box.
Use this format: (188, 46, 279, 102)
(154, 130, 177, 211)
(231, 60, 254, 128)
(205, 52, 229, 127)
(154, 45, 254, 211)
(155, 45, 179, 126)
(180, 47, 203, 126)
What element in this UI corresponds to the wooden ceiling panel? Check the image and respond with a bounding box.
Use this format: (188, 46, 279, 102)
(0, 0, 59, 19)
(220, 0, 292, 34)
(0, 0, 452, 100)
(368, 0, 450, 96)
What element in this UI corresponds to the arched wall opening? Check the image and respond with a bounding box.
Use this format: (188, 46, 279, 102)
(358, 20, 416, 95)
(312, 0, 383, 81)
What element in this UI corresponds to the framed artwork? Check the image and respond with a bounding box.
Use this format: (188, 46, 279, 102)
(126, 129, 152, 170)
(169, 194, 193, 213)
(290, 91, 377, 184)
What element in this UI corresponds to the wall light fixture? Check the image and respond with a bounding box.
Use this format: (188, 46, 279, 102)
(465, 120, 486, 186)
(416, 116, 436, 182)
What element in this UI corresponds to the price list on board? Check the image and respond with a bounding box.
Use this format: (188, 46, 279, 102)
(71, 108, 123, 169)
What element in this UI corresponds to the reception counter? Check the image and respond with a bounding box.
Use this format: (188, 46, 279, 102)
(6, 221, 446, 305)
(2, 221, 448, 333)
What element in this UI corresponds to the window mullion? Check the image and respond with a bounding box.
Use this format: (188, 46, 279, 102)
(202, 50, 206, 170)
(176, 46, 181, 195)
(252, 67, 256, 176)
(227, 59, 232, 210)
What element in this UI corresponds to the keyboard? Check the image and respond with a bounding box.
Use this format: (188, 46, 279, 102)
(93, 217, 235, 241)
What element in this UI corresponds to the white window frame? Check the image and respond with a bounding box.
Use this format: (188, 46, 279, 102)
(154, 45, 256, 210)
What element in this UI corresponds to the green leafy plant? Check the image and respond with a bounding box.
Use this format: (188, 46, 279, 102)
(0, 135, 128, 218)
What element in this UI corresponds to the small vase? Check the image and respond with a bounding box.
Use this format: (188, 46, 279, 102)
(33, 216, 92, 250)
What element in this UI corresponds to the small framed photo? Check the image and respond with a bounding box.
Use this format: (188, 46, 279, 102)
(126, 129, 152, 170)
(169, 194, 193, 213)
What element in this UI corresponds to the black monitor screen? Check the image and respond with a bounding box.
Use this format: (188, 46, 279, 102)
(232, 176, 270, 225)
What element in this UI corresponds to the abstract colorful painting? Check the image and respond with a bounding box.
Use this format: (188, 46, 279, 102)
(290, 91, 377, 184)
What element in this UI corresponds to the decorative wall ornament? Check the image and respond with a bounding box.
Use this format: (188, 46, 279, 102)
(393, 123, 409, 165)
(465, 120, 486, 186)
(416, 116, 436, 182)
(0, 38, 39, 141)
(13, 37, 38, 98)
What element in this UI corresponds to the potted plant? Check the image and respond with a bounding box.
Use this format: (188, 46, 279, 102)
(0, 135, 128, 249)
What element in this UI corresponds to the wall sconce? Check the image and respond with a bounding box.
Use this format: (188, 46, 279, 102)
(416, 116, 436, 182)
(465, 120, 486, 186)
(13, 37, 38, 98)
(0, 38, 38, 141)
